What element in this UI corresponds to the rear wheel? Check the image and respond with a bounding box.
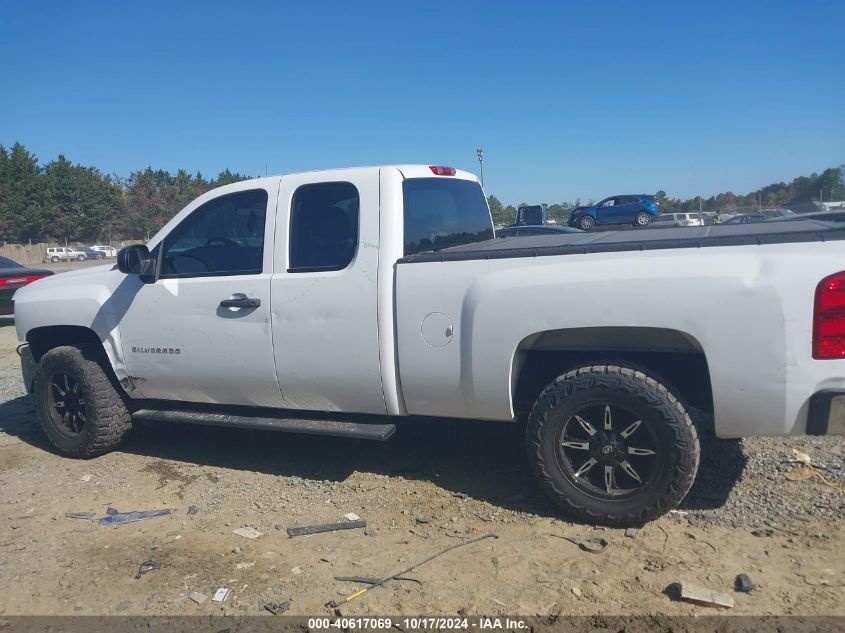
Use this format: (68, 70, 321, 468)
(579, 215, 595, 230)
(34, 345, 132, 458)
(634, 211, 652, 226)
(77, 255, 85, 261)
(50, 256, 59, 262)
(526, 363, 699, 526)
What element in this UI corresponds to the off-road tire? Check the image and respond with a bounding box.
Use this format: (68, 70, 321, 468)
(526, 363, 699, 526)
(50, 256, 59, 263)
(34, 345, 132, 458)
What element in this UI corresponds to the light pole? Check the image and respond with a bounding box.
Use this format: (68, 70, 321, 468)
(476, 148, 484, 187)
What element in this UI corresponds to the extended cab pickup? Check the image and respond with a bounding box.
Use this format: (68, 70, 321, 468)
(13, 165, 845, 526)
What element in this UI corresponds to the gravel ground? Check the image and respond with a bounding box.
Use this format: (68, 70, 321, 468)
(0, 317, 843, 617)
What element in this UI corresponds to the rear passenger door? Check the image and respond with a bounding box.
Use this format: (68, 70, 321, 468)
(612, 196, 637, 223)
(270, 169, 386, 414)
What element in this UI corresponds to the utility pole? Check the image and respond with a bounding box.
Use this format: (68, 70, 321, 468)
(476, 148, 484, 187)
(757, 193, 761, 209)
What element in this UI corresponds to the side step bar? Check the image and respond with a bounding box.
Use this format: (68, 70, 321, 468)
(132, 408, 396, 442)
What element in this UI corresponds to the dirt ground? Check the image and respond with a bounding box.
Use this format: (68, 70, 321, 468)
(0, 317, 843, 618)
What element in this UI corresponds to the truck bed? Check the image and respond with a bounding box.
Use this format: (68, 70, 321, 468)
(400, 216, 845, 264)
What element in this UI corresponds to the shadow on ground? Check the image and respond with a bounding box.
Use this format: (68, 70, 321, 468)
(0, 394, 746, 520)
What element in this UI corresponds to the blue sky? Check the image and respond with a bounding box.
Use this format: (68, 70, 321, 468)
(1, 0, 843, 205)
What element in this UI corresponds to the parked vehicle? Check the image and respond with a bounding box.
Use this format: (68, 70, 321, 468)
(723, 213, 766, 225)
(497, 204, 581, 237)
(568, 195, 660, 230)
(759, 208, 797, 220)
(42, 247, 87, 262)
(89, 245, 118, 258)
(13, 165, 845, 526)
(81, 248, 106, 260)
(497, 224, 582, 237)
(650, 213, 704, 228)
(0, 256, 52, 315)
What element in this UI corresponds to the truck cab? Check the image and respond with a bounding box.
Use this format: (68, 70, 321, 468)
(15, 166, 491, 417)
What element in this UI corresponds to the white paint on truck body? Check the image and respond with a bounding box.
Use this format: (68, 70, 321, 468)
(270, 167, 386, 414)
(395, 240, 845, 437)
(12, 164, 845, 441)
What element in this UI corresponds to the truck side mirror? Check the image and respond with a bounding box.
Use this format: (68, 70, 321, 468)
(117, 245, 156, 278)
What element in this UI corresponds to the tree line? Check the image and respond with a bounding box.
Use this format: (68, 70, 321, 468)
(487, 165, 845, 226)
(0, 143, 250, 243)
(1, 141, 843, 242)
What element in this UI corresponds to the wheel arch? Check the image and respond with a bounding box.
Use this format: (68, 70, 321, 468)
(26, 325, 126, 394)
(511, 326, 713, 427)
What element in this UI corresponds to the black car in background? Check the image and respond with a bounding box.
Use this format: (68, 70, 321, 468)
(723, 213, 767, 225)
(0, 256, 53, 315)
(496, 224, 582, 237)
(82, 248, 106, 260)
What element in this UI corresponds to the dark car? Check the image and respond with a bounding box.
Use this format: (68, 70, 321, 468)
(723, 213, 766, 225)
(496, 204, 582, 237)
(759, 208, 797, 220)
(568, 195, 660, 230)
(496, 224, 582, 237)
(82, 248, 106, 260)
(0, 256, 53, 315)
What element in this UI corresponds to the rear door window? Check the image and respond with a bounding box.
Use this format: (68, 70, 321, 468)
(289, 182, 359, 272)
(403, 178, 493, 255)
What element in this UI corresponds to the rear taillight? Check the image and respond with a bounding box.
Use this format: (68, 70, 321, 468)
(0, 275, 48, 286)
(428, 166, 456, 176)
(813, 271, 845, 359)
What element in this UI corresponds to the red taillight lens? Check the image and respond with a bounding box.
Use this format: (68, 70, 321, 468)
(428, 166, 456, 176)
(0, 275, 47, 286)
(813, 271, 845, 359)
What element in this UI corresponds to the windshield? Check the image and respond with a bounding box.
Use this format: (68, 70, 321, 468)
(0, 256, 21, 268)
(403, 178, 493, 256)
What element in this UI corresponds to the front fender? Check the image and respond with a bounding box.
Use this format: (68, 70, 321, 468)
(14, 265, 143, 383)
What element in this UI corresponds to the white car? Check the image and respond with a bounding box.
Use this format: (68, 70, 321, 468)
(42, 247, 87, 262)
(89, 245, 118, 258)
(13, 164, 845, 526)
(652, 212, 704, 227)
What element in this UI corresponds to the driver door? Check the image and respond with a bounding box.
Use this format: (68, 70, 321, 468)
(116, 181, 286, 408)
(595, 197, 616, 224)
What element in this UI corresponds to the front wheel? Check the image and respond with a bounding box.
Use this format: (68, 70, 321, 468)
(526, 363, 699, 526)
(634, 212, 652, 226)
(34, 345, 132, 458)
(77, 255, 86, 261)
(578, 215, 595, 230)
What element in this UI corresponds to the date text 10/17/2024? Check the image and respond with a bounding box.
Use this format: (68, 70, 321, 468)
(307, 618, 529, 630)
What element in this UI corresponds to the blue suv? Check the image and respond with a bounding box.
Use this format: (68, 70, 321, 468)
(568, 195, 660, 230)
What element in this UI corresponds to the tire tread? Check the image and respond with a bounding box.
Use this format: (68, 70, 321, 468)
(34, 345, 131, 458)
(526, 363, 700, 526)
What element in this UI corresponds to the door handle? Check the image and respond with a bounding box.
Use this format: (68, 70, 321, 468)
(220, 295, 261, 309)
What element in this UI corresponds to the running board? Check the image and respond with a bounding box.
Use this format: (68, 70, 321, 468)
(132, 408, 396, 441)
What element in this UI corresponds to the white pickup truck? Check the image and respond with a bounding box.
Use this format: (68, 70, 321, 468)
(13, 165, 845, 526)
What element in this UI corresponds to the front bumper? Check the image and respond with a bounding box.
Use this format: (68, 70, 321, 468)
(18, 343, 37, 394)
(807, 390, 845, 435)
